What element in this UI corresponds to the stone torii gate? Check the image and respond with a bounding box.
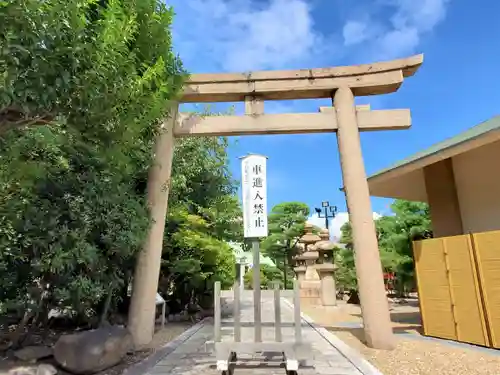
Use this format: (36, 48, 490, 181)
(127, 54, 424, 350)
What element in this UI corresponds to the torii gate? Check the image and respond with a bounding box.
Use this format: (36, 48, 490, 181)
(127, 54, 424, 350)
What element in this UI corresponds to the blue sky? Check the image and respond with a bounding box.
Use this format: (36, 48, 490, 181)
(167, 0, 500, 238)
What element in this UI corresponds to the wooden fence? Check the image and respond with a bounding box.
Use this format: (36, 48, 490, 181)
(413, 230, 500, 348)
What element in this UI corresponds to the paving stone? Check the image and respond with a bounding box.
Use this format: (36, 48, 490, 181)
(315, 367, 361, 375)
(143, 291, 368, 375)
(148, 365, 175, 374)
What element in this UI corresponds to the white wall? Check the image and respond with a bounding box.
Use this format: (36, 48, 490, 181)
(452, 140, 500, 233)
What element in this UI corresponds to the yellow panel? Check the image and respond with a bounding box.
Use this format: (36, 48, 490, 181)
(413, 238, 456, 340)
(445, 235, 490, 346)
(472, 230, 500, 348)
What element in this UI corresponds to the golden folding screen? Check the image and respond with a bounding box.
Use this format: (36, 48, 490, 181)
(413, 230, 500, 348)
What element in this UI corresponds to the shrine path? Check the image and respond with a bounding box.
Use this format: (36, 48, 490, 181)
(125, 290, 382, 375)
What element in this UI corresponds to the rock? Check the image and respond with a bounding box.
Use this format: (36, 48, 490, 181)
(8, 364, 57, 375)
(53, 326, 133, 374)
(0, 340, 13, 352)
(14, 346, 53, 362)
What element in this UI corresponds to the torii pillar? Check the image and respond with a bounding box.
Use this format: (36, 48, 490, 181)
(334, 88, 393, 349)
(128, 105, 178, 347)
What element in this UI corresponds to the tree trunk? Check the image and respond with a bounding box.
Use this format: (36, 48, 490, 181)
(9, 310, 32, 349)
(99, 290, 113, 327)
(396, 276, 405, 298)
(283, 256, 287, 289)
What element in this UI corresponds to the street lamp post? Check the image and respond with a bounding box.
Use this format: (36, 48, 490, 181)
(315, 201, 338, 230)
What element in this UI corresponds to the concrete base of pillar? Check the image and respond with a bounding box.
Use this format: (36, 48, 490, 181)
(299, 280, 321, 305)
(294, 267, 306, 285)
(317, 264, 337, 307)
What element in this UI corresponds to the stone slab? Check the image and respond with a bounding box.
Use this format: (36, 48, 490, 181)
(139, 291, 382, 375)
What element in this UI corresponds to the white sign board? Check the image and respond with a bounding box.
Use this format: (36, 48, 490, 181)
(241, 154, 268, 238)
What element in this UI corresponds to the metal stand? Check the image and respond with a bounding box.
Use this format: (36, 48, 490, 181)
(207, 240, 310, 374)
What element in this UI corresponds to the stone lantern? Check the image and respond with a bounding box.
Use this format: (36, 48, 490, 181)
(299, 223, 320, 258)
(292, 243, 307, 285)
(294, 223, 321, 304)
(315, 229, 336, 263)
(314, 229, 338, 307)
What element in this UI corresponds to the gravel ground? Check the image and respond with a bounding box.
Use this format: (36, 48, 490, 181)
(301, 300, 500, 375)
(0, 322, 193, 375)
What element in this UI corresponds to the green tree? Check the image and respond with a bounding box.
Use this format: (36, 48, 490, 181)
(244, 264, 284, 290)
(1, 0, 184, 136)
(158, 131, 242, 313)
(335, 246, 357, 293)
(0, 0, 241, 347)
(376, 200, 432, 295)
(260, 202, 309, 289)
(160, 206, 236, 313)
(0, 0, 186, 337)
(337, 200, 432, 299)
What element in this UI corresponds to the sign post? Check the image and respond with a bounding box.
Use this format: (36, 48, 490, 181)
(208, 153, 308, 375)
(241, 153, 268, 239)
(241, 154, 268, 343)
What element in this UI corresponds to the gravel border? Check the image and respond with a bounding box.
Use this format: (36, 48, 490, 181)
(281, 299, 383, 375)
(396, 333, 500, 356)
(123, 318, 209, 375)
(326, 320, 500, 357)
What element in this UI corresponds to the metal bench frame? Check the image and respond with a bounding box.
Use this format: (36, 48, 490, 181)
(206, 278, 310, 375)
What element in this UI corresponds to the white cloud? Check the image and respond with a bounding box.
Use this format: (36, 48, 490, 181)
(342, 0, 451, 59)
(342, 20, 369, 46)
(170, 0, 327, 72)
(391, 0, 450, 33)
(171, 0, 450, 74)
(307, 212, 382, 243)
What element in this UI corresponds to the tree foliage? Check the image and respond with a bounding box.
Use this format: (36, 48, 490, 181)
(0, 0, 239, 343)
(260, 202, 310, 288)
(1, 0, 184, 137)
(244, 264, 284, 290)
(159, 134, 240, 313)
(337, 200, 432, 296)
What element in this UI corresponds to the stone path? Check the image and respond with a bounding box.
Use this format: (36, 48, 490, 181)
(143, 291, 378, 375)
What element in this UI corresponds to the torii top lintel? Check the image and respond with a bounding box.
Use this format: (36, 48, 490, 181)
(181, 54, 423, 103)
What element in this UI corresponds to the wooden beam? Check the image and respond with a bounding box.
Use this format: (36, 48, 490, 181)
(181, 55, 423, 103)
(188, 54, 423, 83)
(320, 104, 371, 112)
(244, 96, 264, 115)
(182, 70, 404, 103)
(174, 109, 411, 137)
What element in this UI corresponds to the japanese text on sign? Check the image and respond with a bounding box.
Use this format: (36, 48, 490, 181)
(241, 154, 268, 238)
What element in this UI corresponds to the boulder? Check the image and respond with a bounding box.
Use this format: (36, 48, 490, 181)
(14, 346, 53, 362)
(53, 326, 133, 374)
